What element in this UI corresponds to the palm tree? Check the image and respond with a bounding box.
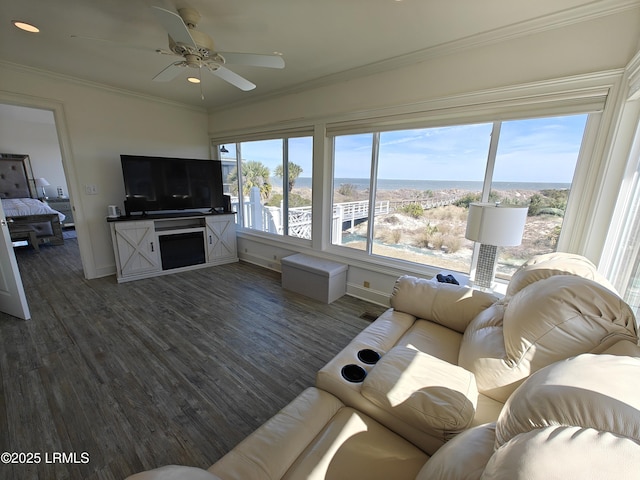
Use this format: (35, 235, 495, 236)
(228, 160, 272, 199)
(274, 162, 303, 193)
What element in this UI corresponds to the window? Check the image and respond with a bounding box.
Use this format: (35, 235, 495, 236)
(219, 144, 237, 196)
(607, 174, 640, 317)
(602, 115, 640, 323)
(216, 136, 313, 239)
(331, 113, 589, 279)
(491, 115, 587, 278)
(333, 133, 374, 251)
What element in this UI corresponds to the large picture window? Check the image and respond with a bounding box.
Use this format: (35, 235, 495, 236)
(331, 113, 588, 279)
(216, 135, 313, 239)
(491, 116, 587, 277)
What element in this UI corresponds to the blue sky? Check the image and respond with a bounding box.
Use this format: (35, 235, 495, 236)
(335, 114, 588, 183)
(235, 137, 313, 178)
(230, 114, 588, 184)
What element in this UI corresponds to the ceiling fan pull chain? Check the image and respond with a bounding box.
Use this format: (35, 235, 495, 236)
(199, 68, 205, 100)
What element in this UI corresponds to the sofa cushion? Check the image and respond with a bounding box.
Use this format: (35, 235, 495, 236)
(391, 275, 499, 333)
(127, 466, 222, 480)
(502, 275, 637, 366)
(458, 303, 516, 401)
(505, 252, 617, 299)
(460, 275, 638, 403)
(415, 423, 496, 480)
(280, 406, 429, 480)
(495, 353, 640, 447)
(361, 346, 478, 440)
(396, 319, 463, 365)
(208, 386, 429, 480)
(483, 426, 640, 480)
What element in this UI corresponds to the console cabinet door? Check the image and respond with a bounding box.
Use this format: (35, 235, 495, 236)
(205, 215, 237, 264)
(113, 221, 161, 277)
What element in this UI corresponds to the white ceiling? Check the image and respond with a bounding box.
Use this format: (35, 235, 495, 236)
(0, 0, 631, 110)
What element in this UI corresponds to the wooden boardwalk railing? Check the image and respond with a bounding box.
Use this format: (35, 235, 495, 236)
(235, 188, 463, 241)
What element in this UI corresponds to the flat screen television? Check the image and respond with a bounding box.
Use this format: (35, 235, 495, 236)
(121, 154, 226, 215)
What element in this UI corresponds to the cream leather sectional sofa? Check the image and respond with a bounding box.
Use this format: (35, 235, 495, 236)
(127, 253, 640, 480)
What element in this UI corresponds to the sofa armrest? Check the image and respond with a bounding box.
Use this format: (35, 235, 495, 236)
(126, 465, 222, 480)
(315, 308, 417, 408)
(361, 346, 478, 440)
(209, 387, 344, 480)
(391, 275, 499, 333)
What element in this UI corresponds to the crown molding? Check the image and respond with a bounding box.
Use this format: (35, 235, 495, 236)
(213, 0, 640, 112)
(625, 49, 640, 99)
(209, 69, 624, 141)
(0, 60, 207, 114)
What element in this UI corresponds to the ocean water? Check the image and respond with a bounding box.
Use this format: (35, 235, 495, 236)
(292, 177, 570, 191)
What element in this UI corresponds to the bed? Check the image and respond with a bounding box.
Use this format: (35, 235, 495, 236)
(0, 154, 65, 246)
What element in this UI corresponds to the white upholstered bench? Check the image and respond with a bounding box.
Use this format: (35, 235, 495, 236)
(281, 253, 347, 303)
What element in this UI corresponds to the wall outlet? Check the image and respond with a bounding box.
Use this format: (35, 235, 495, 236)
(85, 184, 98, 195)
(363, 281, 370, 288)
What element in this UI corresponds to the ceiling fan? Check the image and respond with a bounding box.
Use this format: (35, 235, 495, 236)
(150, 6, 285, 91)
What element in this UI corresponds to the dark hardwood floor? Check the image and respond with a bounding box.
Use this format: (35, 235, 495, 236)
(0, 237, 386, 479)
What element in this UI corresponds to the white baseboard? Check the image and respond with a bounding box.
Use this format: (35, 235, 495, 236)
(346, 283, 390, 307)
(239, 252, 281, 272)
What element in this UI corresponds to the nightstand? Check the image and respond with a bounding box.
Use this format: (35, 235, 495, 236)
(46, 197, 74, 227)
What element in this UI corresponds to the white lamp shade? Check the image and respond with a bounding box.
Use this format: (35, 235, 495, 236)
(465, 202, 528, 246)
(35, 177, 50, 187)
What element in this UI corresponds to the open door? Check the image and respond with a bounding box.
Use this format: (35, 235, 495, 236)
(0, 200, 30, 320)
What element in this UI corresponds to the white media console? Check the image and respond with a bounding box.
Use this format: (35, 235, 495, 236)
(108, 213, 237, 283)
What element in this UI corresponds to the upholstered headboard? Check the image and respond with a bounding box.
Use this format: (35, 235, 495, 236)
(0, 155, 35, 199)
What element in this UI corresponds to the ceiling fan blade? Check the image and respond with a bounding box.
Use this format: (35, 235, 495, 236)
(153, 62, 185, 82)
(207, 66, 256, 91)
(218, 52, 285, 69)
(151, 6, 196, 48)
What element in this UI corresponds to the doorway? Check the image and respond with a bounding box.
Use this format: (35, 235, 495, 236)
(0, 97, 86, 311)
(0, 104, 71, 200)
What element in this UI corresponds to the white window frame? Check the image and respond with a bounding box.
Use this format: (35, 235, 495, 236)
(211, 130, 314, 241)
(211, 72, 623, 285)
(327, 114, 593, 279)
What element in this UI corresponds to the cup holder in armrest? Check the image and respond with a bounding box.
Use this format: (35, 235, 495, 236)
(357, 348, 381, 365)
(341, 364, 367, 383)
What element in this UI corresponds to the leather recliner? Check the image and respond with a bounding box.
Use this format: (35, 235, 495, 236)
(315, 253, 638, 453)
(127, 348, 640, 480)
(126, 253, 640, 479)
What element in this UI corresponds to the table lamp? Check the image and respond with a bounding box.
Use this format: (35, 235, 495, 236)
(35, 177, 50, 198)
(465, 202, 528, 290)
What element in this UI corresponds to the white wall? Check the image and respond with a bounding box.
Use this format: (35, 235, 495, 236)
(0, 64, 210, 279)
(208, 9, 640, 305)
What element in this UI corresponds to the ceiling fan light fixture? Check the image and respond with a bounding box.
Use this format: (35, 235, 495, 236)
(12, 20, 39, 33)
(187, 76, 200, 84)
